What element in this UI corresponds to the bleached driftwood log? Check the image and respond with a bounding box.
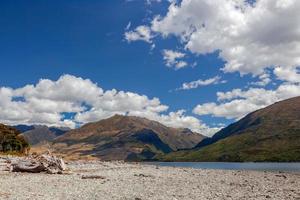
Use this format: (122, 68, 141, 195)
(9, 152, 66, 174)
(0, 157, 10, 171)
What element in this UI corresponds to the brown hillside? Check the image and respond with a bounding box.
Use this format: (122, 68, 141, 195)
(53, 115, 205, 161)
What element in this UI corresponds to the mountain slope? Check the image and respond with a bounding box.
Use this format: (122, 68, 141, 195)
(53, 115, 205, 161)
(0, 124, 29, 153)
(13, 125, 35, 133)
(14, 125, 70, 145)
(162, 96, 300, 162)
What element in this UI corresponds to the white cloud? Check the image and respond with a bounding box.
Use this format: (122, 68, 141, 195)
(124, 25, 153, 43)
(249, 72, 272, 87)
(125, 0, 163, 5)
(146, 0, 162, 5)
(129, 0, 300, 82)
(162, 49, 188, 69)
(125, 22, 131, 30)
(175, 61, 188, 69)
(274, 66, 300, 83)
(193, 83, 300, 119)
(0, 74, 217, 136)
(178, 76, 225, 90)
(122, 0, 300, 134)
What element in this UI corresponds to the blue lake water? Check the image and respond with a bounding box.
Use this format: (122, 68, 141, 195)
(145, 162, 300, 172)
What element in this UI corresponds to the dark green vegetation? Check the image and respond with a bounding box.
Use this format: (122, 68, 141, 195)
(53, 115, 205, 161)
(14, 125, 70, 145)
(162, 96, 300, 162)
(0, 124, 29, 154)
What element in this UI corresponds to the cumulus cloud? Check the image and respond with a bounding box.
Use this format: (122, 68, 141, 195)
(162, 49, 188, 69)
(122, 0, 300, 135)
(0, 74, 217, 136)
(193, 83, 300, 119)
(249, 72, 272, 87)
(177, 76, 226, 90)
(274, 67, 300, 83)
(124, 25, 153, 43)
(128, 0, 300, 82)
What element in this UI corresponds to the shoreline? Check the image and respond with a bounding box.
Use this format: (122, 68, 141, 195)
(1, 161, 299, 200)
(142, 161, 300, 172)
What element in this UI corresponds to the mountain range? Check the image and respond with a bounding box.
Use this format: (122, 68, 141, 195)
(2, 96, 300, 162)
(14, 125, 70, 145)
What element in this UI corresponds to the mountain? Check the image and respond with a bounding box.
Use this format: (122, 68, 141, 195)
(0, 124, 29, 153)
(162, 96, 300, 162)
(14, 125, 70, 145)
(53, 115, 205, 161)
(13, 125, 35, 133)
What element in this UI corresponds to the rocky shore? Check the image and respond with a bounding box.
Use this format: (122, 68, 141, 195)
(0, 159, 299, 200)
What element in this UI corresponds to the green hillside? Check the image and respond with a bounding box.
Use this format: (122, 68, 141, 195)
(0, 124, 30, 154)
(161, 96, 300, 162)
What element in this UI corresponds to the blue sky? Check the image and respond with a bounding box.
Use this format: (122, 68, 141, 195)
(0, 0, 300, 136)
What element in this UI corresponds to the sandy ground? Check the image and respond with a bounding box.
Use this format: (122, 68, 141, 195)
(0, 160, 299, 200)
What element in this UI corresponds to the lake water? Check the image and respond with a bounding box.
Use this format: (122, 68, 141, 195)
(145, 162, 300, 172)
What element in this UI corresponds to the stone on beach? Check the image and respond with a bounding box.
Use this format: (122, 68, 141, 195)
(0, 160, 299, 199)
(81, 175, 106, 179)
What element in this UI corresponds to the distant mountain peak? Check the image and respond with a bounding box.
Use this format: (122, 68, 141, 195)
(13, 124, 71, 146)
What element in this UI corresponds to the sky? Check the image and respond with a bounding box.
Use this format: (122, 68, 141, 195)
(0, 0, 300, 136)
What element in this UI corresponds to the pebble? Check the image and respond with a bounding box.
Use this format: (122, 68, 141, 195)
(0, 159, 299, 200)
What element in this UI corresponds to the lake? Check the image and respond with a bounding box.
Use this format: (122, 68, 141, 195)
(145, 162, 300, 172)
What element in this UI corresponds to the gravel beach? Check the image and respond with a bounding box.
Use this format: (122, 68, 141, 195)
(0, 160, 299, 200)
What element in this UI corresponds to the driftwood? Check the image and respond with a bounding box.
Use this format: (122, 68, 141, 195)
(0, 158, 10, 171)
(9, 152, 66, 174)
